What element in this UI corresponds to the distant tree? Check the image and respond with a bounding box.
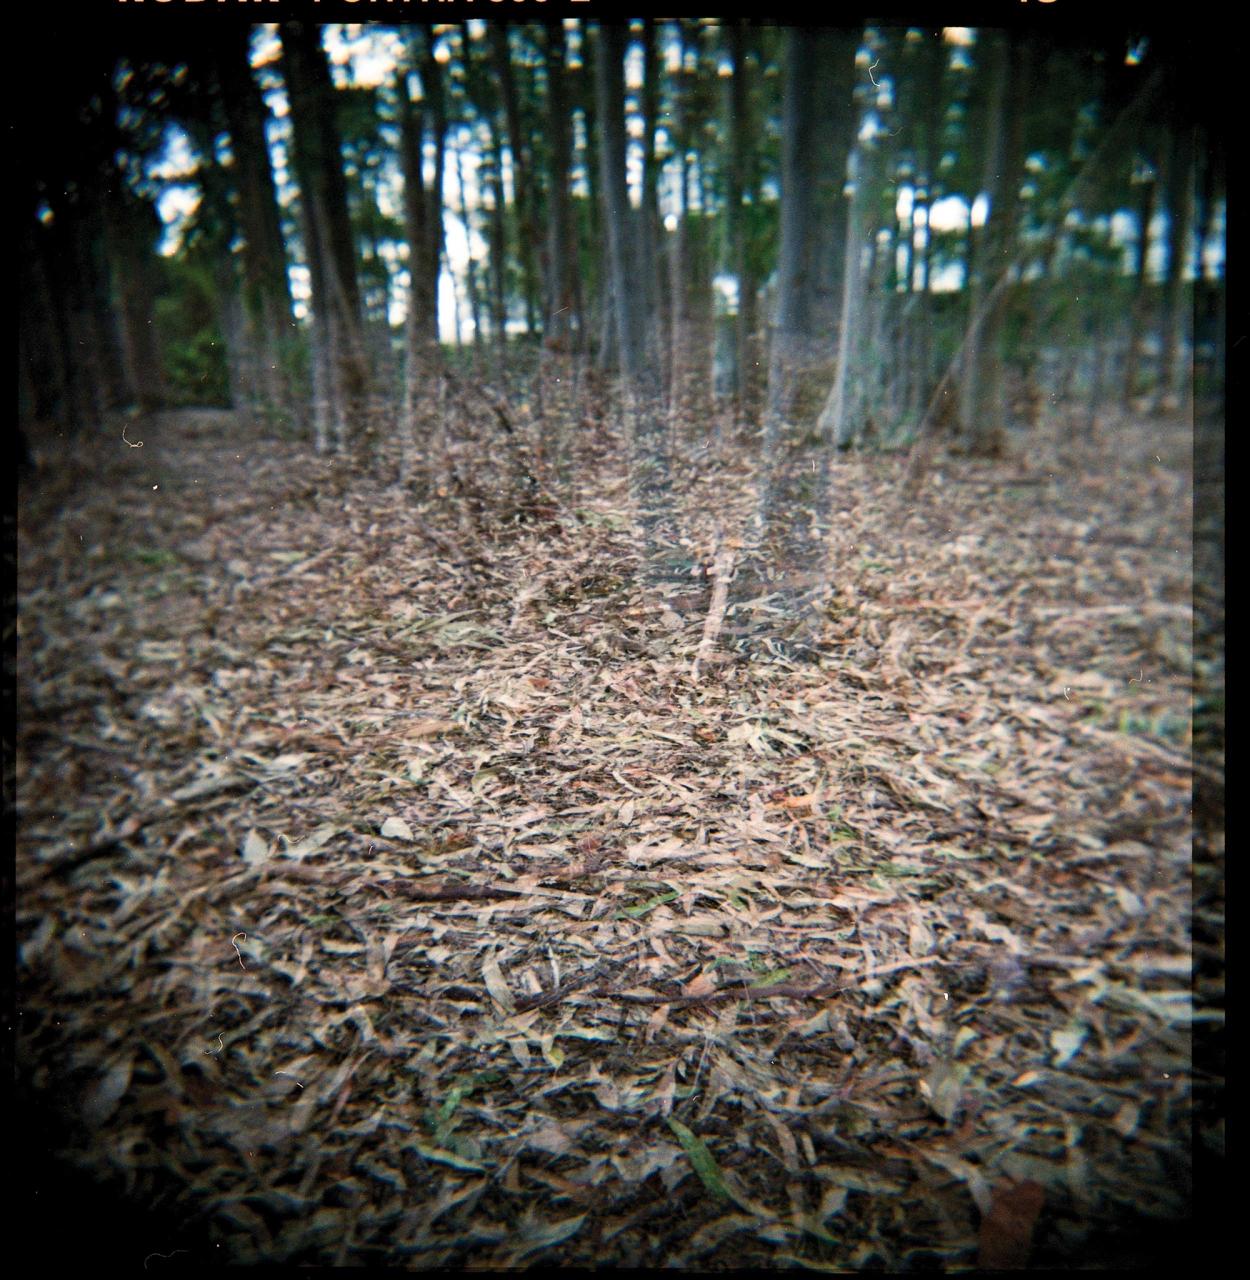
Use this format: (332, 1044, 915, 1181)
(280, 20, 370, 455)
(213, 25, 295, 421)
(396, 31, 448, 485)
(541, 23, 582, 352)
(1155, 110, 1195, 413)
(960, 29, 1032, 456)
(717, 20, 760, 424)
(489, 24, 541, 335)
(766, 28, 857, 433)
(594, 22, 673, 561)
(103, 180, 168, 415)
(760, 26, 857, 530)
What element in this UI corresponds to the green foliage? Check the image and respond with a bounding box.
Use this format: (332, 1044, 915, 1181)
(155, 306, 231, 406)
(152, 240, 230, 405)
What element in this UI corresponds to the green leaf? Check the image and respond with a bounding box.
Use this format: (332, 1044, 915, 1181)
(618, 889, 680, 919)
(667, 1117, 733, 1202)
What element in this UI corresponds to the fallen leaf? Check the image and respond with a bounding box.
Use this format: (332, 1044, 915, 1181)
(482, 951, 517, 1014)
(381, 816, 415, 842)
(978, 1179, 1045, 1269)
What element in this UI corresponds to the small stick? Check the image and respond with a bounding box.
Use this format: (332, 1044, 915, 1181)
(691, 545, 737, 681)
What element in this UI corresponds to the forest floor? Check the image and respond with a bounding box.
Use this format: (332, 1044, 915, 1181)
(15, 400, 1219, 1268)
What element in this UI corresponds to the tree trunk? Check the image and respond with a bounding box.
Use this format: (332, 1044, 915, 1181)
(667, 26, 691, 418)
(485, 122, 509, 353)
(766, 29, 858, 436)
(280, 20, 370, 453)
(542, 24, 581, 351)
(104, 191, 167, 415)
(818, 146, 866, 449)
(640, 18, 666, 376)
(20, 222, 77, 428)
(1121, 158, 1158, 407)
(489, 24, 540, 335)
(595, 22, 673, 563)
(961, 32, 1030, 456)
(723, 21, 758, 424)
(1155, 119, 1195, 413)
(215, 24, 295, 420)
(398, 61, 441, 485)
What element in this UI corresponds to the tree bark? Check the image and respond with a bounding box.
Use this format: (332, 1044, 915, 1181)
(281, 20, 370, 453)
(766, 30, 857, 430)
(489, 24, 540, 335)
(104, 190, 167, 415)
(961, 31, 1031, 456)
(541, 24, 581, 351)
(724, 21, 758, 424)
(1121, 161, 1157, 407)
(1155, 119, 1195, 413)
(818, 147, 866, 449)
(595, 22, 673, 563)
(397, 59, 442, 485)
(215, 24, 295, 419)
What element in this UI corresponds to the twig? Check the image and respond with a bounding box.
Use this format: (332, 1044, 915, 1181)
(514, 963, 614, 1013)
(691, 544, 737, 681)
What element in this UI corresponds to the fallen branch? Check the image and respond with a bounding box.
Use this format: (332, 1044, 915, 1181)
(690, 544, 737, 681)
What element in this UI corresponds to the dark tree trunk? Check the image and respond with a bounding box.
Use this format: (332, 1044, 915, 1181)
(1121, 156, 1158, 407)
(1155, 119, 1195, 413)
(724, 21, 758, 423)
(486, 122, 509, 352)
(595, 22, 673, 562)
(21, 222, 78, 428)
(766, 28, 857, 433)
(104, 190, 166, 414)
(214, 24, 294, 418)
(541, 24, 581, 351)
(397, 57, 444, 485)
(962, 31, 1031, 456)
(489, 24, 540, 335)
(640, 18, 666, 377)
(280, 20, 370, 453)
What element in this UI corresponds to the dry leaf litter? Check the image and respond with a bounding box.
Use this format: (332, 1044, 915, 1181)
(15, 402, 1214, 1268)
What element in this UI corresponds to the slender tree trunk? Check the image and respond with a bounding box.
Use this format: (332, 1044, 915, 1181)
(818, 145, 867, 449)
(215, 24, 295, 420)
(667, 30, 690, 418)
(962, 32, 1030, 456)
(542, 24, 581, 351)
(451, 136, 484, 352)
(723, 21, 757, 424)
(640, 18, 665, 374)
(485, 123, 509, 354)
(1155, 120, 1195, 413)
(397, 62, 440, 484)
(595, 22, 673, 563)
(489, 24, 540, 335)
(1122, 165, 1158, 407)
(281, 20, 370, 453)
